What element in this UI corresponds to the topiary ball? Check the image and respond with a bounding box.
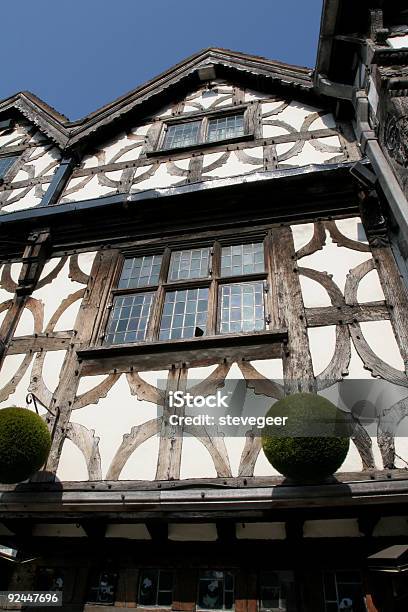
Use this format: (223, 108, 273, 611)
(262, 393, 350, 482)
(0, 407, 51, 484)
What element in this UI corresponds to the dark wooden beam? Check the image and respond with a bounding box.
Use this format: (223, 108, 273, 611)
(145, 521, 168, 541)
(80, 519, 107, 540)
(216, 521, 236, 543)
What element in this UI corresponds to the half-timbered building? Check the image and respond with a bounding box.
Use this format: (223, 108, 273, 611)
(1, 1, 408, 610)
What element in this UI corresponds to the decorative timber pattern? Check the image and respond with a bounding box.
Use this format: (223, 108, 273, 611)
(0, 213, 407, 483)
(59, 82, 358, 203)
(0, 79, 360, 213)
(0, 120, 61, 213)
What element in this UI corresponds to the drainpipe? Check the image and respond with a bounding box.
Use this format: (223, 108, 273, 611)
(40, 156, 76, 207)
(353, 90, 408, 242)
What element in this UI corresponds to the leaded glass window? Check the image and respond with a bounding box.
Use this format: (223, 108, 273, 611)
(169, 248, 210, 281)
(36, 568, 64, 592)
(103, 238, 270, 345)
(197, 571, 234, 610)
(118, 255, 162, 289)
(87, 571, 118, 605)
(323, 571, 366, 612)
(0, 156, 18, 180)
(259, 571, 297, 612)
(219, 282, 265, 333)
(160, 288, 209, 340)
(221, 243, 264, 277)
(138, 569, 174, 607)
(208, 114, 244, 142)
(105, 293, 154, 344)
(164, 121, 201, 149)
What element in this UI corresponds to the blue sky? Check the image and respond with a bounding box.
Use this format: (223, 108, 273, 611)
(1, 1, 322, 121)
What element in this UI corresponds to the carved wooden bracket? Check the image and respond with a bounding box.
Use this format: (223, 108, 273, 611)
(384, 113, 408, 167)
(357, 188, 389, 247)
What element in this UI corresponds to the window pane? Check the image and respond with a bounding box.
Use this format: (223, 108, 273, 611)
(0, 156, 18, 179)
(164, 121, 200, 149)
(221, 243, 264, 277)
(139, 570, 159, 606)
(219, 282, 265, 334)
(36, 568, 64, 592)
(87, 571, 118, 604)
(198, 571, 234, 611)
(260, 571, 296, 612)
(118, 255, 162, 289)
(159, 571, 174, 591)
(336, 584, 366, 612)
(198, 572, 224, 610)
(105, 293, 154, 344)
(160, 288, 209, 340)
(323, 571, 366, 612)
(207, 114, 244, 142)
(169, 248, 210, 281)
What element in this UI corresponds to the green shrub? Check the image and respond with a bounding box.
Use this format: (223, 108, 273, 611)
(0, 407, 51, 484)
(262, 393, 350, 481)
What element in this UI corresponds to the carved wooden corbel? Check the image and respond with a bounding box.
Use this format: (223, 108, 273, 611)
(357, 188, 389, 247)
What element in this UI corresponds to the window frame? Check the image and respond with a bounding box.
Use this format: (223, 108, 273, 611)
(147, 104, 256, 157)
(86, 569, 119, 606)
(196, 569, 235, 612)
(137, 568, 175, 608)
(0, 153, 20, 185)
(322, 570, 367, 612)
(101, 233, 273, 347)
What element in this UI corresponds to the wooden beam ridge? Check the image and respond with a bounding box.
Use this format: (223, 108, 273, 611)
(1, 477, 408, 517)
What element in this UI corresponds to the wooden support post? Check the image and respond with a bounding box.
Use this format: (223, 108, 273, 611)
(45, 250, 118, 474)
(155, 366, 187, 480)
(270, 226, 315, 393)
(371, 244, 408, 375)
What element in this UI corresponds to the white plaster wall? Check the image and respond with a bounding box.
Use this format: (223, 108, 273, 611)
(373, 517, 408, 537)
(303, 519, 361, 538)
(0, 355, 49, 417)
(202, 150, 262, 179)
(0, 122, 28, 148)
(12, 146, 60, 182)
(2, 183, 51, 212)
(236, 522, 286, 539)
(387, 35, 408, 49)
(180, 435, 218, 479)
(57, 438, 89, 481)
(30, 257, 86, 332)
(0, 354, 29, 406)
(269, 101, 331, 131)
(61, 174, 120, 203)
(298, 234, 372, 297)
(63, 373, 163, 481)
(131, 163, 184, 191)
(105, 524, 151, 539)
(168, 523, 217, 541)
(279, 139, 341, 167)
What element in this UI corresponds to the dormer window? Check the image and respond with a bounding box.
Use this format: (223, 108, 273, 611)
(158, 110, 247, 152)
(208, 114, 244, 142)
(163, 120, 201, 149)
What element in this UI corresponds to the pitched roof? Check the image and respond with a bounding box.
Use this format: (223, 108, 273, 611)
(0, 48, 313, 151)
